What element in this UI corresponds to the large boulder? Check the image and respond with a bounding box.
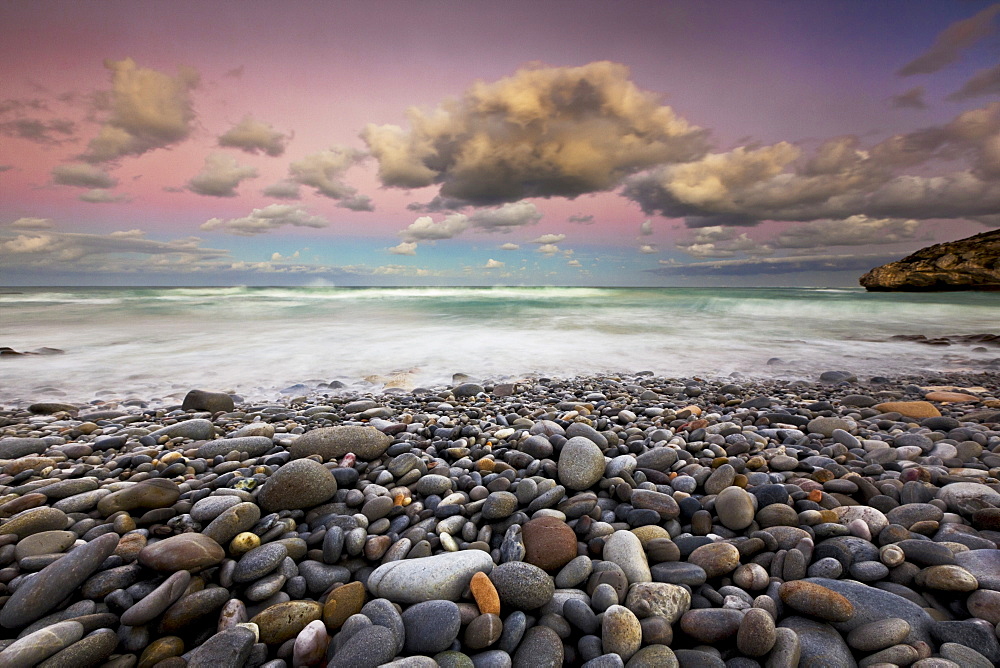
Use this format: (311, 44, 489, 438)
(860, 229, 1000, 291)
(290, 426, 392, 461)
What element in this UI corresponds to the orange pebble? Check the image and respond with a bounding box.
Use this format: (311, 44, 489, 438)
(470, 571, 500, 615)
(808, 489, 823, 502)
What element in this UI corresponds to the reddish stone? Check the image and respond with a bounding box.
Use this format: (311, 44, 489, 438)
(522, 516, 578, 571)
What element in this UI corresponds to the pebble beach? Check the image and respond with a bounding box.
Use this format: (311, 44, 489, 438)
(2, 370, 1000, 668)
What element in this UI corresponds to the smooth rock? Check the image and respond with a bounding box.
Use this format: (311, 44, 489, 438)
(367, 550, 495, 603)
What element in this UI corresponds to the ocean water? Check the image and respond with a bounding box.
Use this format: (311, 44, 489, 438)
(1, 286, 998, 405)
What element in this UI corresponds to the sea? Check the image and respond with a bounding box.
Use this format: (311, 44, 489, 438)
(1, 286, 998, 405)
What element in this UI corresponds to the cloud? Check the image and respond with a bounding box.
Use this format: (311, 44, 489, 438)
(270, 250, 300, 261)
(82, 58, 200, 163)
(289, 146, 365, 196)
(79, 189, 130, 203)
(567, 259, 582, 267)
(0, 228, 228, 268)
(398, 201, 541, 242)
(948, 64, 1000, 101)
(639, 219, 653, 236)
(0, 117, 75, 144)
(52, 163, 117, 188)
(676, 228, 773, 258)
(649, 252, 905, 276)
(484, 258, 505, 268)
(500, 243, 520, 250)
(536, 244, 560, 255)
(897, 4, 1000, 76)
(568, 214, 594, 224)
(772, 215, 920, 249)
(262, 180, 301, 199)
(8, 217, 53, 230)
(891, 87, 927, 109)
(218, 116, 290, 156)
(0, 165, 12, 173)
(625, 103, 1000, 226)
(186, 153, 258, 197)
(639, 244, 658, 254)
(362, 61, 709, 206)
(224, 66, 245, 79)
(388, 241, 418, 255)
(337, 194, 375, 212)
(530, 233, 565, 244)
(200, 204, 328, 236)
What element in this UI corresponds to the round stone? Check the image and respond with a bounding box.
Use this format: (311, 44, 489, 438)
(914, 564, 978, 591)
(602, 530, 651, 584)
(846, 617, 911, 652)
(323, 581, 367, 631)
(688, 542, 740, 578)
(602, 604, 641, 662)
(522, 516, 577, 571)
(203, 502, 261, 545)
(138, 533, 225, 572)
(715, 486, 755, 531)
(465, 613, 503, 650)
(481, 491, 519, 520)
(489, 561, 554, 610)
(679, 608, 743, 643)
(557, 437, 606, 491)
(737, 608, 776, 657)
(402, 600, 462, 654)
(512, 626, 563, 668)
(251, 601, 323, 645)
(290, 426, 392, 461)
(257, 459, 338, 513)
(232, 542, 288, 583)
(97, 478, 180, 516)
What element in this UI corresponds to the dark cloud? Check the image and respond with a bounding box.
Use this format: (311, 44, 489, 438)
(186, 153, 258, 197)
(897, 4, 1000, 76)
(891, 87, 927, 109)
(363, 61, 709, 207)
(52, 163, 117, 189)
(200, 204, 328, 236)
(568, 214, 595, 224)
(224, 65, 245, 79)
(79, 189, 130, 204)
(218, 116, 290, 156)
(407, 196, 469, 213)
(338, 195, 375, 212)
(948, 63, 1000, 101)
(0, 117, 75, 144)
(650, 252, 904, 276)
(81, 58, 200, 163)
(771, 215, 920, 249)
(625, 103, 1000, 227)
(286, 147, 370, 208)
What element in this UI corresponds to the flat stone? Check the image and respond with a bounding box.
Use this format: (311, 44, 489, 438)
(290, 426, 392, 461)
(464, 613, 502, 650)
(197, 436, 273, 459)
(779, 581, 854, 622)
(322, 581, 367, 630)
(257, 459, 338, 513)
(232, 542, 288, 583)
(0, 620, 83, 666)
(138, 533, 225, 572)
(931, 620, 1000, 663)
(779, 616, 856, 668)
(873, 401, 940, 419)
(801, 578, 933, 645)
(737, 607, 776, 657)
(185, 626, 256, 668)
(846, 617, 910, 652)
(0, 532, 119, 629)
(120, 570, 191, 626)
(966, 588, 1000, 624)
(0, 437, 48, 459)
(327, 625, 397, 668)
(202, 501, 261, 545)
(251, 600, 322, 645)
(36, 627, 118, 668)
(97, 478, 180, 516)
(182, 389, 235, 413)
(955, 549, 1000, 590)
(159, 586, 232, 633)
(937, 483, 1000, 515)
(0, 507, 68, 538)
(148, 418, 215, 441)
(470, 571, 501, 615)
(367, 550, 495, 603)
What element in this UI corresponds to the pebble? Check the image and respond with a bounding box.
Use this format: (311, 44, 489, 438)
(367, 550, 494, 603)
(0, 620, 84, 667)
(601, 604, 641, 662)
(256, 458, 338, 512)
(489, 561, 554, 610)
(138, 532, 225, 571)
(601, 530, 651, 584)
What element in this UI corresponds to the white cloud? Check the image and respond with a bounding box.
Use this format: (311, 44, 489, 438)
(218, 116, 290, 156)
(499, 243, 520, 250)
(186, 153, 258, 197)
(270, 250, 301, 261)
(0, 228, 228, 268)
(484, 258, 505, 268)
(399, 213, 471, 242)
(52, 163, 117, 189)
(363, 61, 708, 206)
(639, 244, 658, 254)
(288, 147, 369, 205)
(82, 58, 200, 162)
(388, 241, 418, 255)
(567, 259, 582, 267)
(262, 180, 301, 199)
(536, 244, 560, 255)
(8, 217, 53, 230)
(398, 202, 541, 242)
(79, 189, 130, 203)
(530, 233, 566, 244)
(640, 219, 653, 236)
(200, 204, 329, 236)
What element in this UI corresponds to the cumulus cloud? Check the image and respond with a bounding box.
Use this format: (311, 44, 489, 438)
(639, 244, 658, 254)
(289, 147, 365, 196)
(338, 194, 375, 212)
(398, 201, 541, 242)
(500, 242, 520, 250)
(676, 227, 773, 259)
(536, 244, 560, 255)
(218, 116, 290, 156)
(484, 258, 505, 268)
(530, 233, 565, 244)
(388, 241, 418, 255)
(640, 219, 653, 236)
(200, 204, 328, 236)
(897, 4, 1000, 76)
(52, 163, 117, 188)
(362, 61, 709, 206)
(772, 215, 920, 249)
(569, 214, 594, 224)
(8, 217, 53, 230)
(270, 250, 300, 261)
(82, 58, 200, 163)
(567, 259, 582, 267)
(0, 117, 75, 144)
(891, 87, 927, 109)
(948, 64, 1000, 101)
(186, 153, 258, 197)
(625, 103, 1000, 227)
(79, 189, 130, 203)
(262, 180, 301, 199)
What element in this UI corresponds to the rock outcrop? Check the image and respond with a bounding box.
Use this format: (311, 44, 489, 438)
(860, 229, 1000, 291)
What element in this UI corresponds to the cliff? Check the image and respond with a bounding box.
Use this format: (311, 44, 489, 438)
(859, 229, 1000, 291)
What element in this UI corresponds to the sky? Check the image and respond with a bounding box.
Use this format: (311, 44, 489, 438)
(1, 0, 998, 287)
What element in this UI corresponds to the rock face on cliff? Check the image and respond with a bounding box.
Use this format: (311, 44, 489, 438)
(859, 229, 1000, 291)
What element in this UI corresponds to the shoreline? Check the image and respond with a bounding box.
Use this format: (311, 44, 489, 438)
(0, 370, 999, 665)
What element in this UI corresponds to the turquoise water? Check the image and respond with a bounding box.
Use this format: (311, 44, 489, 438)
(1, 286, 998, 403)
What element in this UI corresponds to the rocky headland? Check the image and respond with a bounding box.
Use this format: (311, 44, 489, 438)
(859, 229, 1000, 291)
(0, 373, 999, 667)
